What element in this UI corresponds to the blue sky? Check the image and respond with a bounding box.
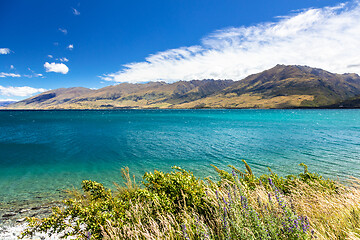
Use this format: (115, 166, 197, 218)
(1, 0, 359, 100)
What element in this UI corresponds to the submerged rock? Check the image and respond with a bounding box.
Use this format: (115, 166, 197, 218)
(2, 212, 17, 218)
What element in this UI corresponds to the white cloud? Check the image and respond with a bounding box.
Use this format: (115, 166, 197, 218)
(100, 2, 360, 83)
(59, 57, 69, 62)
(98, 75, 113, 81)
(23, 74, 43, 78)
(67, 44, 74, 50)
(0, 72, 21, 78)
(48, 55, 53, 58)
(25, 68, 43, 78)
(58, 28, 68, 35)
(72, 8, 80, 15)
(10, 65, 15, 69)
(0, 48, 11, 54)
(0, 85, 47, 97)
(0, 98, 17, 101)
(44, 62, 69, 74)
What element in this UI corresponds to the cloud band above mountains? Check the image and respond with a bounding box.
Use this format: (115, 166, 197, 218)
(0, 86, 47, 97)
(101, 2, 360, 83)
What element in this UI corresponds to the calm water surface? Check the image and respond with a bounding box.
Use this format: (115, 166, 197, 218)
(0, 109, 359, 204)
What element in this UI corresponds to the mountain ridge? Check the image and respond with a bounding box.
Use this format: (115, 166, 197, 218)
(0, 101, 16, 107)
(4, 65, 360, 109)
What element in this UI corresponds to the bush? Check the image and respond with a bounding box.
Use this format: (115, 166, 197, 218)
(21, 162, 357, 240)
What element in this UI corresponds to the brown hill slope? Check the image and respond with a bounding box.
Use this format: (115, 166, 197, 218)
(176, 65, 360, 108)
(226, 65, 360, 105)
(7, 87, 93, 109)
(6, 80, 234, 109)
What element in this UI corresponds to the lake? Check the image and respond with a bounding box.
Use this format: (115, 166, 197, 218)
(0, 109, 359, 205)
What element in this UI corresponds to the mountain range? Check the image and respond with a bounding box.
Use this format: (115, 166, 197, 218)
(0, 101, 16, 107)
(3, 64, 360, 109)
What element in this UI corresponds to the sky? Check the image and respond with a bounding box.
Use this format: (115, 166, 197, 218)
(1, 0, 360, 101)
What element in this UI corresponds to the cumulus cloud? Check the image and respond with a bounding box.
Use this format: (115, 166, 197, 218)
(0, 72, 21, 78)
(58, 28, 68, 35)
(72, 8, 80, 15)
(100, 2, 360, 83)
(0, 85, 47, 97)
(44, 62, 69, 74)
(0, 48, 11, 54)
(67, 44, 74, 50)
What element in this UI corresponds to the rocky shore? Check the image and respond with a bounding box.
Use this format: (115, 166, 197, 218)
(0, 201, 63, 239)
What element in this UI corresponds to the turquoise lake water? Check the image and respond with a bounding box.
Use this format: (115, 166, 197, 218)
(0, 109, 359, 205)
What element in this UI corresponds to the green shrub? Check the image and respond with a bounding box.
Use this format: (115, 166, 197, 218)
(22, 161, 343, 239)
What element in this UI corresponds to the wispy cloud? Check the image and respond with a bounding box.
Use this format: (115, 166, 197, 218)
(72, 7, 80, 15)
(58, 57, 69, 62)
(24, 68, 43, 78)
(100, 2, 360, 83)
(347, 64, 360, 68)
(0, 69, 43, 78)
(67, 44, 74, 50)
(0, 72, 21, 78)
(23, 74, 43, 78)
(58, 28, 68, 35)
(44, 62, 69, 74)
(0, 85, 47, 97)
(48, 55, 53, 58)
(0, 98, 18, 102)
(0, 48, 11, 54)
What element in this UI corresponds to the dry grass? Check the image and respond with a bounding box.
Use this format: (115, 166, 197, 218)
(175, 94, 314, 109)
(101, 178, 360, 240)
(246, 178, 360, 240)
(288, 179, 360, 239)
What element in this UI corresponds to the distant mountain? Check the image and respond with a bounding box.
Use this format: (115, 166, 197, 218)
(6, 87, 93, 109)
(175, 65, 360, 109)
(5, 80, 234, 109)
(4, 65, 360, 109)
(0, 101, 16, 107)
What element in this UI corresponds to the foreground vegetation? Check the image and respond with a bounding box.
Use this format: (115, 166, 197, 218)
(22, 161, 360, 239)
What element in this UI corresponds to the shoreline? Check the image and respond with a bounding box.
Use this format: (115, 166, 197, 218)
(0, 195, 64, 235)
(0, 200, 63, 225)
(0, 201, 63, 240)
